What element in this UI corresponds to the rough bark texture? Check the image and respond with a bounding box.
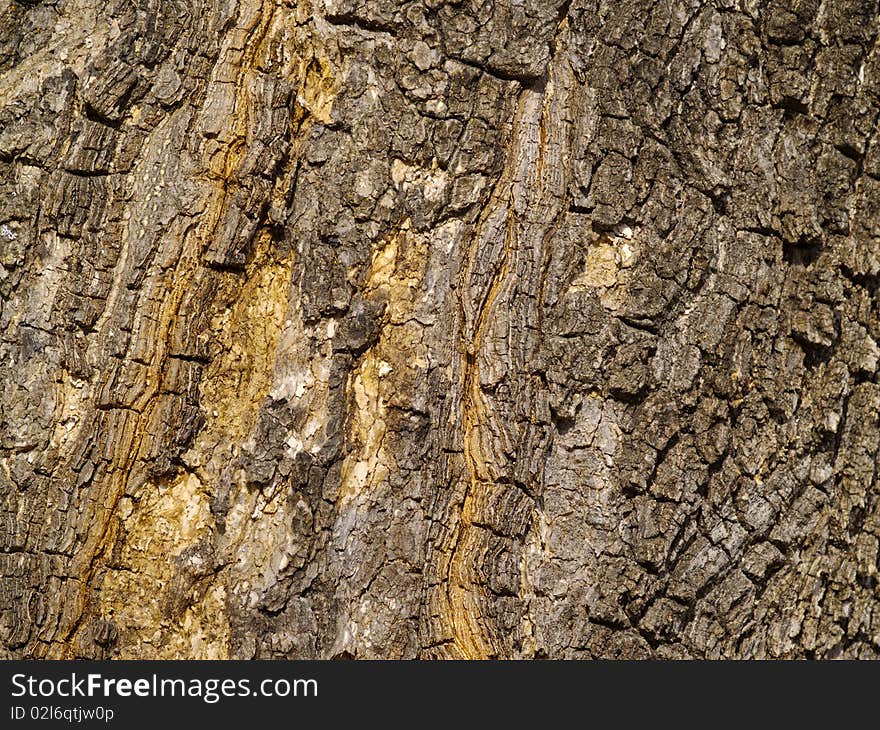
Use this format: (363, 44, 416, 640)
(2, 0, 879, 659)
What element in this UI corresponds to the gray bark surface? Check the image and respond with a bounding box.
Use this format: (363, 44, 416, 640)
(1, 0, 879, 658)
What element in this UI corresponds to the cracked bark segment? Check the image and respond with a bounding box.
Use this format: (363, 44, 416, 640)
(1, 0, 879, 659)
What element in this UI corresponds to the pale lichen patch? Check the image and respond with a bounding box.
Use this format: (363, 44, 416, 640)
(98, 473, 229, 659)
(338, 221, 431, 506)
(568, 231, 639, 311)
(200, 232, 293, 445)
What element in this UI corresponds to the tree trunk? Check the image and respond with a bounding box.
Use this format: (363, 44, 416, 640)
(1, 0, 879, 659)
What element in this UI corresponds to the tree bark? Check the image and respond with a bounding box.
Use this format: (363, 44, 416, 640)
(1, 0, 879, 659)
